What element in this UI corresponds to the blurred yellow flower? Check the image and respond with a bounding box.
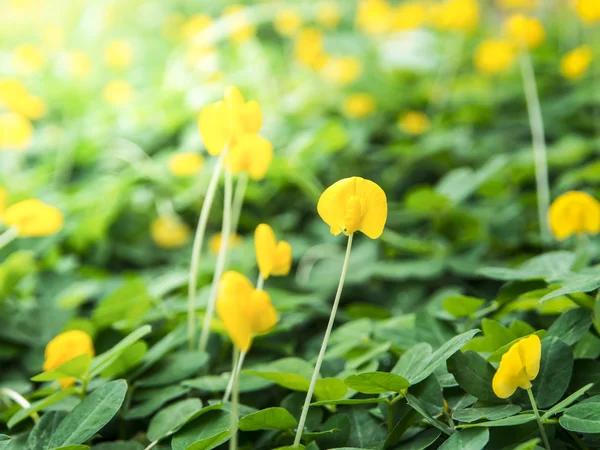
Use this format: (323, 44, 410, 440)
(0, 113, 33, 151)
(316, 3, 342, 29)
(274, 8, 303, 36)
(392, 1, 428, 31)
(3, 199, 63, 237)
(561, 46, 593, 80)
(431, 0, 479, 33)
(356, 0, 393, 35)
(255, 224, 292, 280)
(198, 86, 263, 156)
(186, 44, 217, 68)
(161, 13, 186, 40)
(227, 134, 273, 180)
(217, 271, 278, 351)
(474, 39, 516, 74)
(0, 188, 6, 215)
(169, 152, 204, 177)
(397, 111, 430, 135)
(492, 334, 541, 399)
(576, 0, 600, 23)
(13, 44, 46, 74)
(294, 28, 329, 70)
(151, 216, 191, 249)
(505, 14, 545, 49)
(43, 330, 94, 389)
(495, 0, 539, 10)
(42, 24, 65, 52)
(67, 50, 92, 78)
(342, 93, 376, 118)
(223, 5, 256, 44)
(548, 191, 600, 240)
(182, 14, 213, 40)
(0, 79, 47, 119)
(317, 177, 388, 238)
(321, 56, 362, 85)
(104, 40, 133, 70)
(209, 232, 243, 255)
(103, 80, 133, 105)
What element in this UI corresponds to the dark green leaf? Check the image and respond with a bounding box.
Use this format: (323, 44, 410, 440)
(438, 428, 489, 450)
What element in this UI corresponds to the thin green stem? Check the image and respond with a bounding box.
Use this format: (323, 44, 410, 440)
(527, 388, 551, 450)
(256, 274, 264, 291)
(388, 402, 394, 434)
(143, 440, 159, 450)
(187, 147, 228, 350)
(79, 376, 89, 400)
(223, 349, 246, 403)
(0, 226, 18, 250)
(0, 388, 39, 423)
(230, 349, 244, 450)
(293, 234, 354, 447)
(519, 50, 551, 243)
(230, 173, 248, 235)
(429, 32, 465, 111)
(199, 167, 233, 353)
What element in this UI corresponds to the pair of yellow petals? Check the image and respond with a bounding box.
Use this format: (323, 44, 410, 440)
(548, 191, 600, 240)
(198, 86, 272, 180)
(2, 199, 63, 237)
(492, 335, 541, 399)
(255, 224, 292, 280)
(43, 330, 95, 389)
(216, 271, 278, 352)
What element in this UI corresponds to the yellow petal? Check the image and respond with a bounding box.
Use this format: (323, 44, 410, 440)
(227, 134, 273, 180)
(492, 363, 519, 399)
(255, 224, 277, 279)
(217, 271, 254, 351)
(355, 177, 388, 239)
(169, 152, 204, 177)
(272, 241, 292, 276)
(43, 330, 94, 372)
(518, 334, 541, 380)
(548, 191, 600, 240)
(198, 101, 229, 156)
(317, 178, 355, 236)
(242, 100, 263, 134)
(3, 199, 63, 237)
(245, 289, 278, 335)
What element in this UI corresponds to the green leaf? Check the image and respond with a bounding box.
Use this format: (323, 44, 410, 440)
(125, 385, 190, 419)
(396, 429, 441, 450)
(92, 278, 152, 329)
(25, 410, 67, 450)
(238, 407, 297, 431)
(171, 410, 230, 450)
(130, 325, 186, 380)
(447, 351, 499, 403)
(546, 308, 592, 345)
(243, 369, 345, 401)
(458, 414, 536, 428)
(101, 341, 147, 379)
(48, 380, 128, 447)
(438, 428, 489, 450)
(533, 337, 574, 408)
(443, 295, 485, 318)
(344, 372, 410, 394)
(405, 393, 453, 435)
(137, 351, 209, 387)
(89, 325, 151, 378)
(392, 343, 432, 381)
(314, 378, 347, 401)
(8, 387, 77, 428)
(311, 397, 388, 407)
(478, 252, 575, 281)
(54, 446, 90, 450)
(31, 355, 92, 382)
(147, 398, 203, 442)
(542, 383, 593, 420)
(315, 414, 351, 448)
(89, 444, 143, 450)
(452, 405, 521, 423)
(559, 395, 600, 433)
(540, 275, 600, 303)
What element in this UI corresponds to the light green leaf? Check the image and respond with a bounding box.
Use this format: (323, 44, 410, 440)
(458, 414, 536, 428)
(405, 393, 453, 436)
(137, 351, 208, 387)
(438, 428, 489, 450)
(8, 387, 77, 428)
(147, 398, 203, 442)
(31, 355, 92, 382)
(344, 372, 410, 394)
(238, 407, 297, 431)
(559, 396, 600, 433)
(452, 405, 521, 423)
(171, 410, 230, 450)
(89, 325, 151, 378)
(92, 278, 152, 329)
(443, 295, 485, 318)
(546, 308, 592, 345)
(540, 275, 600, 303)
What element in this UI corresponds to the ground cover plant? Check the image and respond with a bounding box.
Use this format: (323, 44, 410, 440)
(1, 0, 600, 449)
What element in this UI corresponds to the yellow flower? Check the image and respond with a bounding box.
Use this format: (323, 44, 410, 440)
(150, 216, 191, 249)
(294, 28, 329, 70)
(0, 113, 34, 151)
(321, 57, 362, 85)
(43, 330, 94, 389)
(217, 271, 278, 352)
(316, 3, 342, 29)
(504, 14, 545, 50)
(495, 0, 539, 10)
(356, 0, 393, 35)
(209, 232, 243, 255)
(0, 188, 6, 215)
(548, 191, 600, 240)
(2, 199, 63, 236)
(198, 86, 263, 156)
(103, 80, 133, 105)
(255, 224, 292, 280)
(561, 46, 593, 80)
(576, 0, 600, 24)
(227, 134, 273, 180)
(492, 334, 541, 399)
(431, 0, 479, 33)
(474, 39, 516, 74)
(104, 40, 133, 70)
(13, 44, 46, 74)
(169, 152, 204, 177)
(342, 93, 376, 119)
(0, 79, 46, 120)
(317, 177, 388, 238)
(397, 111, 430, 135)
(274, 8, 302, 36)
(392, 1, 428, 31)
(223, 5, 256, 44)
(182, 14, 213, 40)
(67, 50, 92, 78)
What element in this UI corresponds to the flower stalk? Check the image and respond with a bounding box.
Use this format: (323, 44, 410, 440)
(293, 233, 354, 447)
(527, 388, 551, 450)
(0, 226, 18, 250)
(230, 349, 244, 450)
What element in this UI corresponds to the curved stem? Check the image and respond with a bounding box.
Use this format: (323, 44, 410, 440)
(527, 388, 551, 450)
(256, 274, 264, 291)
(0, 388, 39, 423)
(143, 440, 159, 450)
(293, 234, 354, 447)
(0, 227, 18, 250)
(520, 50, 551, 243)
(198, 167, 233, 353)
(230, 173, 248, 234)
(187, 148, 228, 350)
(230, 349, 245, 450)
(223, 349, 246, 403)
